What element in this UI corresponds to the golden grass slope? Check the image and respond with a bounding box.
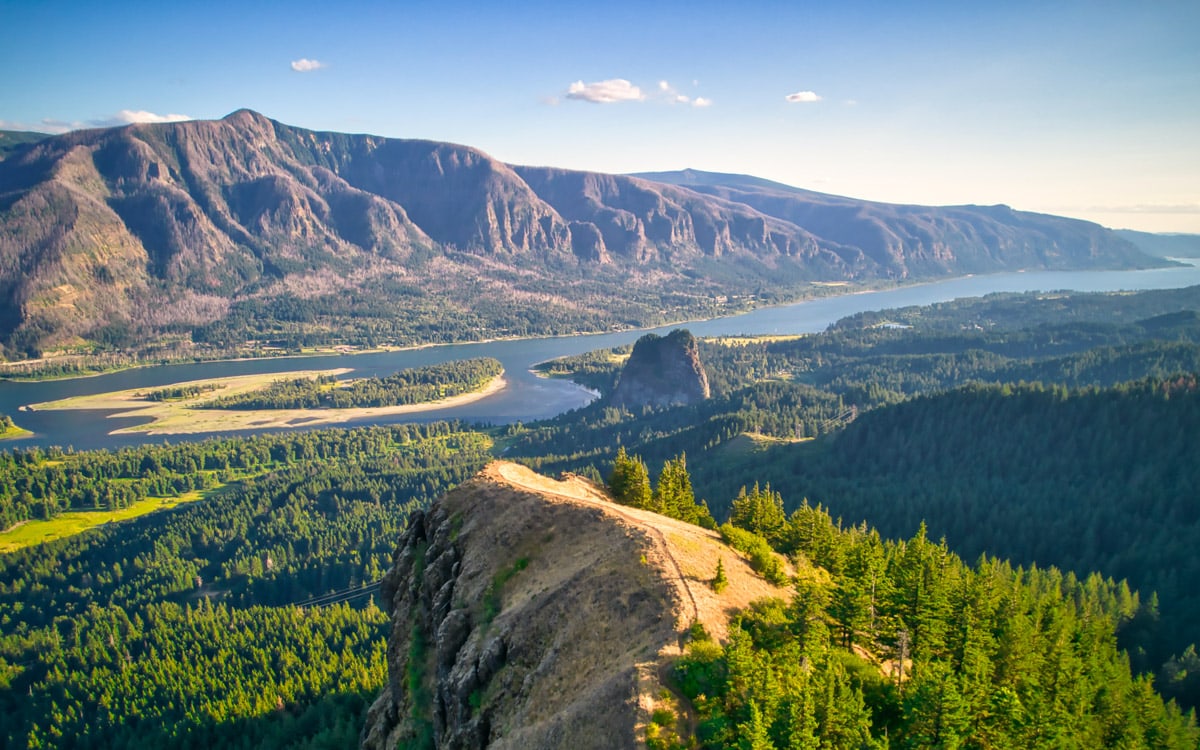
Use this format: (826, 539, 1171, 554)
(364, 461, 790, 750)
(27, 368, 507, 435)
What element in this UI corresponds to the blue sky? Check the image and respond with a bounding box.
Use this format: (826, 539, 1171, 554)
(2, 0, 1197, 232)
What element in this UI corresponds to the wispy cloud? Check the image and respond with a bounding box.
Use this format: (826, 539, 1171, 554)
(0, 118, 73, 134)
(1, 110, 192, 134)
(565, 79, 645, 103)
(290, 58, 326, 73)
(658, 80, 713, 108)
(785, 90, 822, 103)
(1081, 203, 1200, 215)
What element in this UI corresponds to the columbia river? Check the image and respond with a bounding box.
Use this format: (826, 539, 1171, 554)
(3, 262, 1198, 450)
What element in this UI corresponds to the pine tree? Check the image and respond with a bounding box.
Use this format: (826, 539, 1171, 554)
(730, 483, 787, 543)
(655, 454, 695, 518)
(607, 447, 652, 509)
(713, 558, 729, 593)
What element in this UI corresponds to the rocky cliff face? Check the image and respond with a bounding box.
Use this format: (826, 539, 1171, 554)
(361, 462, 782, 750)
(611, 329, 710, 410)
(0, 112, 1158, 356)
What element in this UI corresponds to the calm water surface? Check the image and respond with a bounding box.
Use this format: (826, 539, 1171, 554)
(4, 263, 1199, 450)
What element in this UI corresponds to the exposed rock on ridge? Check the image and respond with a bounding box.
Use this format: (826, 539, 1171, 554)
(611, 329, 710, 410)
(361, 462, 782, 750)
(0, 111, 1159, 355)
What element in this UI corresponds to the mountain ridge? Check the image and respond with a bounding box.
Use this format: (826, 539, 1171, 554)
(361, 461, 784, 749)
(0, 110, 1158, 359)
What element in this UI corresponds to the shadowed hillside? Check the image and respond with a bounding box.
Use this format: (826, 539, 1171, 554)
(0, 112, 1157, 360)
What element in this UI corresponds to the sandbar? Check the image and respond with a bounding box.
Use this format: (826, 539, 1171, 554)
(29, 368, 507, 436)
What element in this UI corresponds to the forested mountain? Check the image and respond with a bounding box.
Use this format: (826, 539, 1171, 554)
(709, 378, 1200, 706)
(0, 111, 1156, 361)
(508, 285, 1200, 713)
(1116, 229, 1200, 258)
(0, 131, 46, 162)
(0, 424, 491, 748)
(4, 284, 1200, 746)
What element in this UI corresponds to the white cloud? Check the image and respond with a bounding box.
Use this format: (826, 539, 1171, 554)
(565, 78, 645, 103)
(111, 110, 192, 124)
(785, 90, 822, 103)
(290, 58, 326, 73)
(657, 80, 713, 108)
(0, 110, 192, 134)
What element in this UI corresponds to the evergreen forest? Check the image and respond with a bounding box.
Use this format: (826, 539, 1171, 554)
(2, 284, 1199, 747)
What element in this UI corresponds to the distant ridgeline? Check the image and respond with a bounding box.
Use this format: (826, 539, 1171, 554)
(206, 358, 502, 410)
(0, 111, 1159, 363)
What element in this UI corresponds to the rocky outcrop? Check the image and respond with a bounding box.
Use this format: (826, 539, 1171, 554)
(361, 462, 790, 750)
(611, 329, 710, 410)
(362, 467, 675, 750)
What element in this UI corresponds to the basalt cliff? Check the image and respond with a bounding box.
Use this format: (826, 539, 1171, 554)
(360, 462, 783, 750)
(0, 112, 1159, 358)
(612, 329, 710, 409)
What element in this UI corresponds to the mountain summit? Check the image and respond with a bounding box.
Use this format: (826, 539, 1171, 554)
(0, 111, 1156, 357)
(361, 462, 783, 749)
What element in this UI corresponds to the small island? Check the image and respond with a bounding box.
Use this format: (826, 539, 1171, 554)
(28, 359, 506, 436)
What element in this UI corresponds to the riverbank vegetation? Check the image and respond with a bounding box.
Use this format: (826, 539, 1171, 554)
(26, 361, 505, 436)
(0, 415, 28, 440)
(208, 357, 502, 410)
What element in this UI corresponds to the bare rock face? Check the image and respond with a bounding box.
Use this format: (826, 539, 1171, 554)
(611, 329, 710, 410)
(360, 462, 790, 750)
(361, 467, 678, 750)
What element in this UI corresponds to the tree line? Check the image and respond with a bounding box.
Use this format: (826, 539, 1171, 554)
(207, 357, 503, 410)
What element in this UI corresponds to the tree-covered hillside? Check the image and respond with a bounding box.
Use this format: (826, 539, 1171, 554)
(0, 424, 490, 748)
(711, 377, 1200, 708)
(510, 285, 1200, 711)
(603, 448, 1199, 748)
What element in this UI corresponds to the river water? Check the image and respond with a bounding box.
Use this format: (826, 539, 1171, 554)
(4, 262, 1199, 450)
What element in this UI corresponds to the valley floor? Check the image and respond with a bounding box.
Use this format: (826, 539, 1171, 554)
(27, 370, 508, 436)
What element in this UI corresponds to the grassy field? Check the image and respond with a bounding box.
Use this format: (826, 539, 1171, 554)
(0, 423, 32, 441)
(28, 368, 507, 436)
(0, 489, 210, 553)
(702, 334, 806, 347)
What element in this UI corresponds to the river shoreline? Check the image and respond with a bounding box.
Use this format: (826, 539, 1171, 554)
(4, 264, 1199, 450)
(28, 371, 509, 437)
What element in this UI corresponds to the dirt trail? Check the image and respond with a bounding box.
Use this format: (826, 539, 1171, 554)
(483, 461, 783, 643)
(488, 462, 701, 629)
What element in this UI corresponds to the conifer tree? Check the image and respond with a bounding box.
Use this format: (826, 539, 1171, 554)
(730, 482, 787, 544)
(607, 447, 652, 509)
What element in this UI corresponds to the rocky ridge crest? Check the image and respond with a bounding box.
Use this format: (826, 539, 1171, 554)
(361, 462, 782, 749)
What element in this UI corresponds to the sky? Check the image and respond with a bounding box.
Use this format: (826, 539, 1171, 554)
(2, 0, 1198, 233)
